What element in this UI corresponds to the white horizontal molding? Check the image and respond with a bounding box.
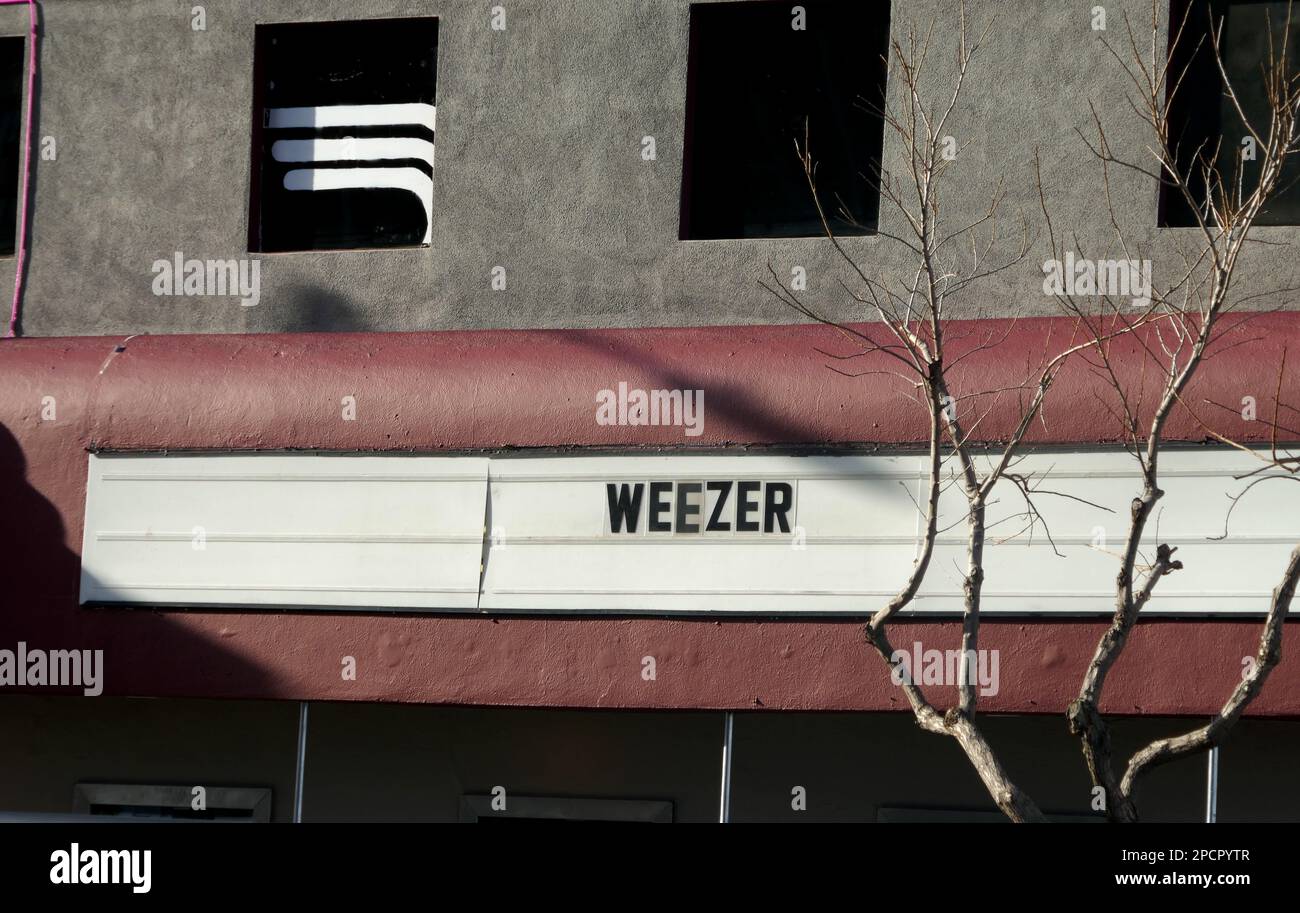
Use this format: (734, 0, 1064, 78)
(272, 137, 436, 166)
(266, 103, 437, 132)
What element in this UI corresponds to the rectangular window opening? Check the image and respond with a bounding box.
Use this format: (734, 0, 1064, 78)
(0, 36, 25, 257)
(678, 0, 890, 240)
(1162, 0, 1300, 226)
(248, 17, 438, 253)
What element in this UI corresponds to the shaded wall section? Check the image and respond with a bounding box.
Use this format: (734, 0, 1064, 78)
(729, 713, 1212, 822)
(3, 697, 1295, 822)
(0, 695, 300, 821)
(302, 703, 724, 823)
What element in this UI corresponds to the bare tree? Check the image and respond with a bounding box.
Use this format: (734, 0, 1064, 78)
(764, 1, 1159, 823)
(1054, 0, 1300, 822)
(771, 0, 1300, 822)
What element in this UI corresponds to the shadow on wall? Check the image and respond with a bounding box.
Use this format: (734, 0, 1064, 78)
(0, 423, 299, 817)
(252, 282, 376, 333)
(0, 421, 77, 624)
(564, 325, 910, 444)
(0, 421, 275, 699)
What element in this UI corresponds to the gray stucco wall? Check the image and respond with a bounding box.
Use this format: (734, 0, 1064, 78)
(5, 0, 1299, 337)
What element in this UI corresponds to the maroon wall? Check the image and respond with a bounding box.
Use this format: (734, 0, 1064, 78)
(2, 317, 1299, 716)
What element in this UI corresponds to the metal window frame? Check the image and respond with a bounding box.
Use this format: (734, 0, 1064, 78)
(73, 783, 272, 822)
(459, 794, 672, 823)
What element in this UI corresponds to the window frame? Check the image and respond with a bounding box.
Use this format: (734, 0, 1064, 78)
(246, 16, 440, 254)
(459, 793, 673, 823)
(73, 782, 273, 822)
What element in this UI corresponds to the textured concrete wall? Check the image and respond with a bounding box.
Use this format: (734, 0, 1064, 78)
(6, 0, 1299, 337)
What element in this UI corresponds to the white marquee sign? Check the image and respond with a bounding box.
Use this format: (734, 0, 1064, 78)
(80, 450, 1300, 615)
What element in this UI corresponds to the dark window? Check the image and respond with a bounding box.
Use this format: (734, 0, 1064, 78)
(460, 794, 673, 822)
(249, 18, 437, 252)
(0, 37, 24, 256)
(74, 783, 272, 822)
(1163, 0, 1300, 226)
(679, 0, 890, 240)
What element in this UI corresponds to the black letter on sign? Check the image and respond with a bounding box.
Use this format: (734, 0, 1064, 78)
(676, 482, 702, 533)
(706, 481, 733, 531)
(736, 481, 761, 532)
(649, 481, 673, 532)
(764, 482, 794, 533)
(607, 483, 644, 533)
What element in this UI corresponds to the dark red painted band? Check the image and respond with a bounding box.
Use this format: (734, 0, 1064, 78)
(1, 318, 1298, 716)
(3, 314, 1297, 452)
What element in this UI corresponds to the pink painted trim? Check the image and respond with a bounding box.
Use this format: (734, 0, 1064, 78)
(1, 0, 35, 339)
(4, 316, 1298, 450)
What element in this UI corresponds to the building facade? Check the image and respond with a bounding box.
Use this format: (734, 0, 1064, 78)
(2, 0, 1299, 822)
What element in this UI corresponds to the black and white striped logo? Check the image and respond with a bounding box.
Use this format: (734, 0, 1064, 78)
(267, 102, 435, 244)
(252, 18, 438, 252)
